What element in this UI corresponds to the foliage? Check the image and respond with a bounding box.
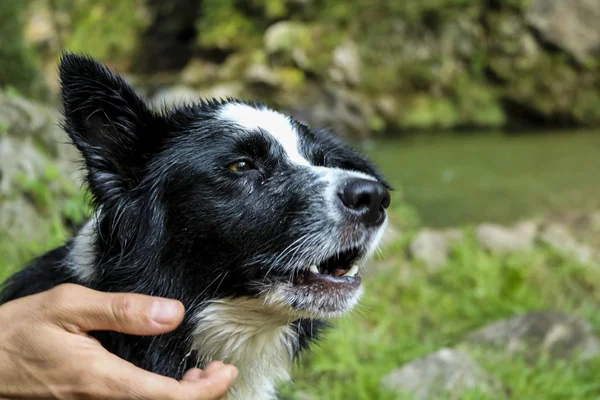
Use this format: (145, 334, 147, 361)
(0, 166, 90, 281)
(197, 0, 286, 50)
(0, 1, 47, 99)
(47, 0, 147, 62)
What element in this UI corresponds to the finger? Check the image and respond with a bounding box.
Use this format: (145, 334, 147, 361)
(182, 362, 229, 382)
(182, 368, 204, 381)
(181, 365, 237, 400)
(42, 284, 184, 335)
(91, 353, 237, 400)
(204, 361, 227, 373)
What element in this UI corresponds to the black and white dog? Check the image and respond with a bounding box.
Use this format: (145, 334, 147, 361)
(0, 54, 390, 399)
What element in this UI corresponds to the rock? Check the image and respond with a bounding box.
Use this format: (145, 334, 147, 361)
(526, 0, 600, 63)
(330, 40, 361, 86)
(24, 7, 60, 54)
(0, 137, 50, 196)
(476, 222, 538, 253)
(0, 198, 47, 242)
(264, 22, 335, 75)
(410, 230, 450, 269)
(283, 84, 374, 138)
(180, 59, 219, 86)
(440, 16, 484, 62)
(466, 311, 600, 361)
(151, 86, 202, 108)
(264, 21, 311, 67)
(0, 91, 81, 195)
(409, 229, 463, 270)
(245, 63, 281, 88)
(381, 348, 503, 400)
(539, 223, 599, 266)
(443, 228, 465, 243)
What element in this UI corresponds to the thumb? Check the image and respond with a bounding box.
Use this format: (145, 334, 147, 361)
(41, 284, 185, 335)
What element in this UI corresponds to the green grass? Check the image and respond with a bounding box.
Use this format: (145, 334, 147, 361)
(365, 130, 600, 227)
(282, 231, 600, 399)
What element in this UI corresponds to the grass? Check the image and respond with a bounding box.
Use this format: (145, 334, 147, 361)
(364, 130, 600, 227)
(281, 231, 600, 399)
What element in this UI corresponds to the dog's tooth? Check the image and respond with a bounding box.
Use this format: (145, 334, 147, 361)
(344, 264, 359, 277)
(309, 265, 319, 274)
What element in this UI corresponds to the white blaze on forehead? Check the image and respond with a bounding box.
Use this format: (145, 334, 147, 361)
(218, 103, 311, 166)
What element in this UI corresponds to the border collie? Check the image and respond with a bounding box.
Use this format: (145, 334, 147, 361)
(0, 54, 391, 399)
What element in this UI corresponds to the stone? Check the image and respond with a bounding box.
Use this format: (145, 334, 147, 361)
(180, 59, 219, 86)
(410, 230, 450, 269)
(330, 40, 361, 86)
(0, 137, 50, 196)
(283, 84, 373, 139)
(525, 0, 600, 63)
(409, 229, 463, 270)
(151, 86, 202, 108)
(0, 198, 47, 243)
(264, 21, 311, 59)
(0, 92, 81, 195)
(476, 221, 538, 253)
(245, 63, 281, 88)
(381, 348, 503, 400)
(466, 311, 600, 361)
(539, 223, 599, 266)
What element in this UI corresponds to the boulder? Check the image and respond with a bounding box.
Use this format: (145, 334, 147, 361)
(381, 348, 504, 400)
(180, 59, 219, 86)
(409, 229, 464, 270)
(0, 91, 81, 195)
(410, 230, 450, 270)
(0, 137, 50, 196)
(330, 40, 361, 86)
(476, 222, 537, 254)
(151, 86, 203, 108)
(526, 0, 600, 63)
(465, 311, 600, 361)
(283, 84, 374, 138)
(264, 21, 312, 70)
(539, 223, 599, 266)
(0, 198, 48, 243)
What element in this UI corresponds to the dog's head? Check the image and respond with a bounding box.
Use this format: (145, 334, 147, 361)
(61, 54, 390, 319)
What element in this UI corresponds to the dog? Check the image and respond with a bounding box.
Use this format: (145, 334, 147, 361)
(0, 53, 391, 400)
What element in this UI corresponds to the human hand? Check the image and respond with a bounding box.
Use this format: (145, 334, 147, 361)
(0, 283, 237, 399)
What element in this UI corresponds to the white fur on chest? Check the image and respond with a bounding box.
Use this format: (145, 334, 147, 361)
(192, 298, 297, 400)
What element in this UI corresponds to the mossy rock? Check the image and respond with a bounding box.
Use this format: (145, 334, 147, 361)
(264, 21, 341, 76)
(400, 95, 461, 130)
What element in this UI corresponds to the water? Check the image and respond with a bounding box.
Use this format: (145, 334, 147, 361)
(366, 130, 600, 227)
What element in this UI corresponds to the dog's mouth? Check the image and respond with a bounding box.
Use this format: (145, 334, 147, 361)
(262, 244, 374, 318)
(292, 246, 363, 286)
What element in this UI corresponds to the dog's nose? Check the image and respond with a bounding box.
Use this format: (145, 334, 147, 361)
(338, 179, 390, 225)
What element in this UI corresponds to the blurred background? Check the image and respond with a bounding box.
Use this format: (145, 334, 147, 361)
(1, 0, 600, 398)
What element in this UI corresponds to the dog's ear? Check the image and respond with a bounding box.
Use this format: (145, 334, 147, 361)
(59, 53, 162, 205)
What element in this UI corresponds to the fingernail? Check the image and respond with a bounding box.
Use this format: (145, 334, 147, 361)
(228, 366, 238, 381)
(151, 299, 181, 324)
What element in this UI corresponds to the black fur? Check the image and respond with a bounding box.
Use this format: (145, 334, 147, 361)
(0, 53, 388, 388)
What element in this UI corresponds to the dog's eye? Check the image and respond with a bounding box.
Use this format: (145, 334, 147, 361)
(227, 161, 255, 172)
